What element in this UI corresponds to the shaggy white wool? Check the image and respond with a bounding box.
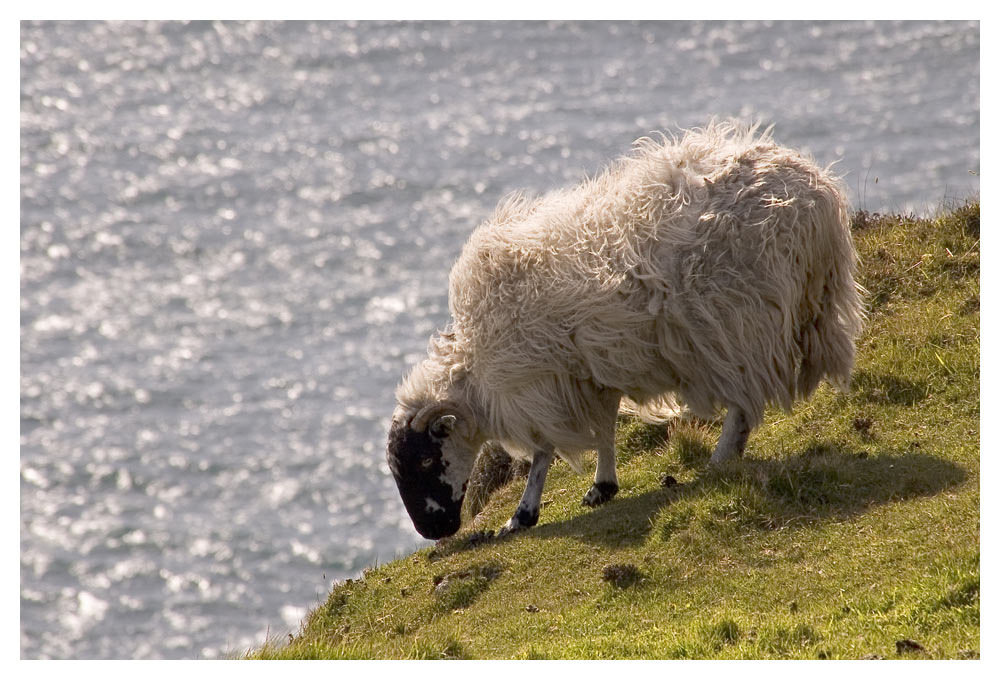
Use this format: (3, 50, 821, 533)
(397, 121, 863, 472)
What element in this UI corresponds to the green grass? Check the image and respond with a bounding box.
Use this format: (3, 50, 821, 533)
(249, 199, 979, 660)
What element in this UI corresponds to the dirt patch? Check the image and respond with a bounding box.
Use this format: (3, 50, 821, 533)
(602, 563, 644, 588)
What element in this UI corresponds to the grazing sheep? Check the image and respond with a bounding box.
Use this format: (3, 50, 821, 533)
(386, 121, 863, 540)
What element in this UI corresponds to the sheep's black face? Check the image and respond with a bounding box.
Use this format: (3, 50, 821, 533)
(386, 419, 465, 540)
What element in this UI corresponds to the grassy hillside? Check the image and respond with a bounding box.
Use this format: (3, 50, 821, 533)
(251, 199, 979, 660)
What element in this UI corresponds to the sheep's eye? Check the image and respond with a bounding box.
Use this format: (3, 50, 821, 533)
(421, 458, 434, 469)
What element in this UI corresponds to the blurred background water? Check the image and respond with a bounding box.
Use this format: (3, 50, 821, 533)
(20, 20, 979, 658)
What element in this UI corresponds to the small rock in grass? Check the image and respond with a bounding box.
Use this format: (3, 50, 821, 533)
(525, 604, 539, 613)
(433, 575, 453, 594)
(660, 474, 678, 488)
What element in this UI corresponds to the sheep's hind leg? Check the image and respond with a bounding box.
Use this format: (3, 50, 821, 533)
(498, 445, 555, 537)
(709, 405, 750, 465)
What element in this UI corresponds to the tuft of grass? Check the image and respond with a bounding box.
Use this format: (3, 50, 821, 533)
(615, 417, 673, 464)
(705, 620, 741, 647)
(670, 421, 716, 467)
(432, 561, 505, 611)
(250, 200, 979, 660)
(410, 636, 469, 659)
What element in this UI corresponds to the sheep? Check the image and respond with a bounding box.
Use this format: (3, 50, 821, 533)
(386, 121, 863, 540)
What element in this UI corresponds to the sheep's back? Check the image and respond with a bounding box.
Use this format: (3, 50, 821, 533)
(445, 122, 860, 427)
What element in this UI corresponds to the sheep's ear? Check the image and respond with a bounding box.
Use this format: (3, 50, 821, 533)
(429, 414, 457, 441)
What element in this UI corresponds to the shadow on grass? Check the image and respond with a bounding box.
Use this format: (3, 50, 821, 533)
(525, 444, 966, 548)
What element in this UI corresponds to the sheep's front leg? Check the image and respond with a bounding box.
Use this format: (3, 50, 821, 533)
(498, 446, 555, 537)
(582, 388, 620, 507)
(582, 440, 618, 506)
(709, 405, 750, 465)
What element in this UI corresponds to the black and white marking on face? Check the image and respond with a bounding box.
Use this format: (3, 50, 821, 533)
(385, 418, 465, 539)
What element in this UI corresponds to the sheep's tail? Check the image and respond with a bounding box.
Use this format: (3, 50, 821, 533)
(795, 184, 866, 398)
(618, 394, 686, 423)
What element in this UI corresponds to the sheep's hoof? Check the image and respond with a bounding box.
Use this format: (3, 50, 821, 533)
(582, 481, 619, 507)
(497, 518, 526, 538)
(498, 506, 539, 537)
(496, 521, 520, 538)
